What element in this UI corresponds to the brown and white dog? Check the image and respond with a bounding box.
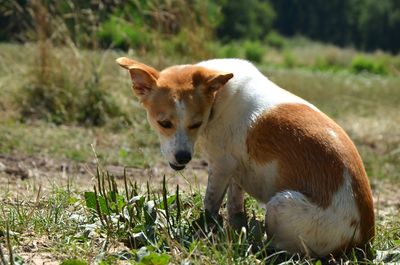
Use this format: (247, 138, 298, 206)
(116, 57, 374, 257)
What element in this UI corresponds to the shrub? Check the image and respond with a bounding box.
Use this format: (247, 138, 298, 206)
(216, 43, 242, 58)
(163, 28, 214, 60)
(314, 55, 343, 71)
(76, 75, 126, 126)
(97, 16, 153, 51)
(19, 45, 126, 126)
(351, 55, 388, 75)
(283, 50, 297, 68)
(312, 47, 353, 71)
(217, 0, 275, 41)
(244, 41, 265, 63)
(265, 31, 286, 49)
(20, 72, 124, 126)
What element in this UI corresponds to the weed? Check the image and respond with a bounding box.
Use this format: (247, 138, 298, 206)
(283, 50, 297, 68)
(313, 49, 349, 71)
(97, 15, 153, 51)
(15, 2, 114, 125)
(19, 76, 124, 126)
(216, 43, 242, 58)
(351, 55, 388, 75)
(18, 47, 126, 126)
(244, 41, 265, 63)
(80, 168, 276, 263)
(265, 31, 287, 49)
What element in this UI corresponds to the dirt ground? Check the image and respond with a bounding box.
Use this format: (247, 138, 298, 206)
(0, 153, 398, 218)
(0, 153, 208, 196)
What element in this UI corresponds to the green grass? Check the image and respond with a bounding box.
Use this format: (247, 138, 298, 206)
(0, 119, 158, 167)
(0, 168, 399, 264)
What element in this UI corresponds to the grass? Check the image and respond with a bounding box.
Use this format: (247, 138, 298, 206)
(0, 167, 399, 264)
(0, 42, 399, 263)
(0, 119, 158, 167)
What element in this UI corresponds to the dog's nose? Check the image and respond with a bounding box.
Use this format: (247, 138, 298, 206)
(175, 150, 192, 164)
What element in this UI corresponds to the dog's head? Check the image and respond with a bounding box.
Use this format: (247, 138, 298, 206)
(116, 57, 233, 170)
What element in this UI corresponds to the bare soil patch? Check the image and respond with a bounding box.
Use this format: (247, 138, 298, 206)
(0, 154, 208, 196)
(0, 153, 398, 219)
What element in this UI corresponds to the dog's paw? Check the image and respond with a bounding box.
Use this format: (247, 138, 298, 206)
(191, 209, 223, 236)
(228, 212, 248, 231)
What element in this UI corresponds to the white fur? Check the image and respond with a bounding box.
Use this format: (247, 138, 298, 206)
(265, 171, 360, 256)
(159, 100, 194, 165)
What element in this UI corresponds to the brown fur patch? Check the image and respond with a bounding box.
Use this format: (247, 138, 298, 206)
(117, 58, 233, 108)
(246, 103, 374, 247)
(119, 63, 232, 141)
(139, 65, 232, 135)
(157, 66, 200, 93)
(117, 59, 232, 137)
(157, 65, 232, 99)
(116, 57, 159, 79)
(144, 87, 210, 137)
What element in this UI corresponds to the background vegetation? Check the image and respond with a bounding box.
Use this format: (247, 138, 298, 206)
(2, 0, 400, 53)
(0, 0, 399, 264)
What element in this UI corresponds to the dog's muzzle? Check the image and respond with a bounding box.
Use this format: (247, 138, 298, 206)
(169, 150, 192, 171)
(169, 163, 186, 171)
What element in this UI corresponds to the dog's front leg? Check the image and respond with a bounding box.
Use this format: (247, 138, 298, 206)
(192, 156, 236, 233)
(204, 168, 231, 217)
(227, 182, 247, 231)
(192, 165, 231, 234)
(203, 154, 238, 217)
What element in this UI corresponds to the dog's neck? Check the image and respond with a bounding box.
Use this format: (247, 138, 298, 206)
(205, 83, 238, 126)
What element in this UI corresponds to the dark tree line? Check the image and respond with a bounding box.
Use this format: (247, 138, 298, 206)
(269, 0, 400, 53)
(215, 0, 400, 53)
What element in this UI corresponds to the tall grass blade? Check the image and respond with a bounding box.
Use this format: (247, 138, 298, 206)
(0, 242, 7, 265)
(162, 175, 171, 233)
(176, 184, 181, 225)
(93, 185, 106, 228)
(6, 222, 13, 265)
(123, 168, 129, 202)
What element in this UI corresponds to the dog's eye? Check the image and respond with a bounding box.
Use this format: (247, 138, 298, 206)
(188, 121, 202, 130)
(158, 120, 173, 129)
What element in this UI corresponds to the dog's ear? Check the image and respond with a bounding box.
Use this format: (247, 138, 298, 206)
(193, 69, 233, 95)
(116, 57, 159, 101)
(207, 72, 234, 92)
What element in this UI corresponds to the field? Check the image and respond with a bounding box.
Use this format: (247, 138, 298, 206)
(0, 42, 399, 264)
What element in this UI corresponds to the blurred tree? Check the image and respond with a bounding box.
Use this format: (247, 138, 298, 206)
(356, 0, 400, 52)
(216, 0, 276, 41)
(0, 0, 30, 42)
(270, 0, 400, 53)
(270, 0, 355, 45)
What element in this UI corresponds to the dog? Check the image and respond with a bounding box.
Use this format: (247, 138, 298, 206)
(116, 57, 374, 257)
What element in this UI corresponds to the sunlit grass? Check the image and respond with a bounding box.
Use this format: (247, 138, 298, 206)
(0, 168, 399, 264)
